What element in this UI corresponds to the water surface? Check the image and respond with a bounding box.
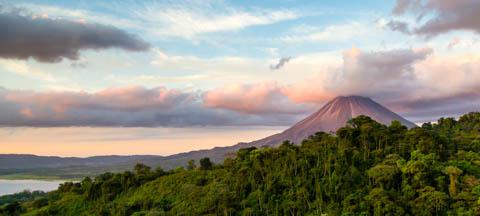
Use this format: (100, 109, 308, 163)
(0, 179, 65, 196)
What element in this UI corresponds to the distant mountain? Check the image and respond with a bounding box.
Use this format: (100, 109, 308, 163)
(247, 95, 417, 147)
(0, 154, 163, 176)
(125, 95, 417, 168)
(0, 96, 416, 178)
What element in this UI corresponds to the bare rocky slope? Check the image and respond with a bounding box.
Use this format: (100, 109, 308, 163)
(246, 95, 417, 147)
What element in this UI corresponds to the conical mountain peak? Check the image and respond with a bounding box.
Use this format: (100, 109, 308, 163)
(248, 95, 416, 147)
(332, 95, 370, 100)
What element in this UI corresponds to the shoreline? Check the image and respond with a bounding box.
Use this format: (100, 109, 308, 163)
(0, 175, 79, 181)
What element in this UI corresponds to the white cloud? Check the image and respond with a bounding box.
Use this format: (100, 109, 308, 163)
(136, 6, 298, 39)
(147, 48, 344, 90)
(16, 1, 299, 40)
(13, 3, 139, 30)
(446, 37, 478, 50)
(281, 22, 369, 43)
(0, 59, 55, 82)
(150, 49, 266, 74)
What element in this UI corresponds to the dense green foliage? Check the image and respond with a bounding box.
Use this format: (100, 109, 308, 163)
(0, 191, 46, 207)
(3, 113, 480, 215)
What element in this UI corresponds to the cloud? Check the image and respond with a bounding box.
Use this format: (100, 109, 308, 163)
(0, 59, 55, 81)
(281, 22, 368, 43)
(392, 0, 413, 15)
(265, 48, 431, 104)
(391, 51, 480, 113)
(70, 60, 88, 69)
(133, 2, 298, 39)
(285, 47, 480, 122)
(391, 0, 480, 37)
(203, 82, 312, 115)
(14, 1, 299, 42)
(1, 44, 479, 127)
(199, 47, 439, 122)
(386, 20, 411, 34)
(148, 49, 269, 85)
(396, 91, 480, 111)
(150, 50, 260, 72)
(326, 47, 480, 122)
(270, 57, 293, 70)
(0, 8, 150, 63)
(0, 86, 304, 127)
(329, 47, 432, 97)
(387, 90, 480, 123)
(155, 47, 474, 123)
(446, 37, 477, 50)
(16, 3, 139, 31)
(447, 37, 462, 50)
(196, 46, 444, 119)
(0, 86, 202, 127)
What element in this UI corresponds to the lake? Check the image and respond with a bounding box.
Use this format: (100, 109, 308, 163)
(0, 179, 65, 196)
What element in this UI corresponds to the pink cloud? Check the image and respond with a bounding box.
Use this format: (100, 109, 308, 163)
(19, 107, 34, 118)
(5, 86, 190, 113)
(203, 82, 312, 114)
(0, 85, 304, 127)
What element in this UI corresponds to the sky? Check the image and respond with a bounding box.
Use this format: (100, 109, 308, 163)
(0, 0, 479, 156)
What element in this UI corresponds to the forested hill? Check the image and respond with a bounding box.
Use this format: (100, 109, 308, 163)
(3, 113, 480, 215)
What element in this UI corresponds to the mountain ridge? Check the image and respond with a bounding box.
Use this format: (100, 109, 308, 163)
(0, 95, 417, 177)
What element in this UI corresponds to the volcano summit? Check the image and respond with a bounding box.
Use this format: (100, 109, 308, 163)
(247, 95, 417, 147)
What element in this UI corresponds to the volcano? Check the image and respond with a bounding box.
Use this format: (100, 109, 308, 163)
(247, 95, 417, 147)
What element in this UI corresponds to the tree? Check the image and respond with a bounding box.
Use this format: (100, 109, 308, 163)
(1, 201, 23, 215)
(364, 188, 404, 216)
(414, 186, 448, 216)
(134, 163, 151, 176)
(187, 160, 197, 170)
(367, 164, 400, 188)
(134, 163, 154, 184)
(32, 197, 49, 208)
(200, 157, 213, 170)
(444, 166, 463, 196)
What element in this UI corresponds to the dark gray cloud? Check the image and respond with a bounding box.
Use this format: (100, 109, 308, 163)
(270, 57, 293, 70)
(391, 0, 480, 37)
(386, 91, 480, 123)
(0, 86, 304, 127)
(386, 20, 411, 34)
(0, 9, 150, 63)
(398, 92, 480, 111)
